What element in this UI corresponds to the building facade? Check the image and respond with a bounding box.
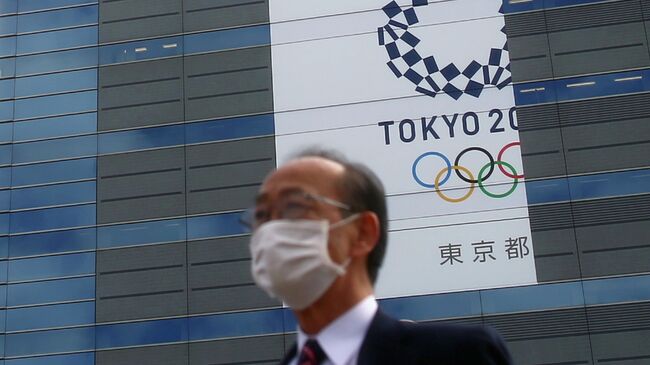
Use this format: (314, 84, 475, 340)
(0, 0, 648, 364)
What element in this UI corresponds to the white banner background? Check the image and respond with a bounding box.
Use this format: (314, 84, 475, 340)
(270, 0, 537, 298)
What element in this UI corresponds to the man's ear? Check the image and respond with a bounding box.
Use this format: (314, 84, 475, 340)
(350, 212, 380, 258)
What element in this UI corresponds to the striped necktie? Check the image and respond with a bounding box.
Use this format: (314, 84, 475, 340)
(298, 339, 327, 365)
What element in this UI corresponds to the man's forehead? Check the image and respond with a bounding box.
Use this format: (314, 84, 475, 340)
(257, 157, 345, 201)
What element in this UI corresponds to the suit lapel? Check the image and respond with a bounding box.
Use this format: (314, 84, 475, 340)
(357, 310, 406, 365)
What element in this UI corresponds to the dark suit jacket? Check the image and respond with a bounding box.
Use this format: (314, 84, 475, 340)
(279, 310, 512, 365)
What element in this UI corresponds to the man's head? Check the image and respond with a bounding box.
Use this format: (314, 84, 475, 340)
(250, 148, 388, 306)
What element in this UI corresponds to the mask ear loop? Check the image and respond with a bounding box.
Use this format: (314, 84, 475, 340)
(325, 213, 362, 274)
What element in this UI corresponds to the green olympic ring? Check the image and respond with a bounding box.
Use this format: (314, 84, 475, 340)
(478, 161, 518, 199)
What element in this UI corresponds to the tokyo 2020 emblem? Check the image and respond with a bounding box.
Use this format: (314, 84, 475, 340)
(378, 0, 511, 100)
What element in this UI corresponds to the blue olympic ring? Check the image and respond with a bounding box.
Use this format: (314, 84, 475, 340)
(412, 152, 452, 188)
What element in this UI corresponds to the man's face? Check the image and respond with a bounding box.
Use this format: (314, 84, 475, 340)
(253, 157, 355, 265)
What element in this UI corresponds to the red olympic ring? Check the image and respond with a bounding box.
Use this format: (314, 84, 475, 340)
(497, 142, 524, 179)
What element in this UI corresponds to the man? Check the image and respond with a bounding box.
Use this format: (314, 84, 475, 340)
(247, 149, 512, 365)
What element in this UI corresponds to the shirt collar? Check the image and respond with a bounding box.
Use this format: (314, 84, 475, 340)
(297, 295, 378, 365)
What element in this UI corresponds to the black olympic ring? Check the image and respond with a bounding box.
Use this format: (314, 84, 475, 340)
(454, 147, 494, 184)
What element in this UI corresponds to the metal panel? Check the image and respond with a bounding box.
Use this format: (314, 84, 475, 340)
(545, 0, 643, 32)
(588, 302, 650, 364)
(643, 0, 650, 19)
(97, 344, 189, 365)
(184, 46, 273, 121)
(507, 336, 593, 365)
(99, 0, 182, 43)
(577, 220, 650, 278)
(98, 148, 186, 224)
(517, 104, 567, 179)
(99, 58, 184, 131)
(520, 129, 567, 179)
(572, 194, 650, 227)
(183, 0, 269, 33)
(96, 242, 187, 322)
(560, 94, 650, 175)
(189, 335, 284, 365)
(484, 308, 589, 340)
(486, 309, 593, 365)
(591, 329, 650, 364)
(529, 202, 574, 231)
(507, 34, 553, 83)
(188, 236, 280, 314)
(186, 137, 275, 214)
(504, 12, 547, 37)
(533, 229, 581, 282)
(548, 23, 650, 78)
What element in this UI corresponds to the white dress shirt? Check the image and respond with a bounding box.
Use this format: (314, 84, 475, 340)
(290, 295, 378, 365)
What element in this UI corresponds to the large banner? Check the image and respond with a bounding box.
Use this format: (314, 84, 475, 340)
(270, 0, 537, 297)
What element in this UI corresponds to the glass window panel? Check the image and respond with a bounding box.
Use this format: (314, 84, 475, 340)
(8, 252, 94, 282)
(481, 281, 585, 314)
(6, 327, 94, 357)
(14, 90, 96, 120)
(6, 352, 94, 365)
(379, 291, 482, 321)
(16, 47, 97, 76)
(99, 36, 182, 65)
(0, 122, 12, 143)
(0, 236, 7, 258)
(17, 5, 97, 34)
(184, 25, 270, 55)
(0, 261, 6, 282)
(19, 0, 97, 13)
(10, 228, 96, 258)
(0, 36, 16, 58)
(7, 276, 94, 306)
(10, 204, 96, 234)
(98, 218, 185, 249)
(186, 114, 274, 144)
(12, 135, 97, 164)
(0, 16, 16, 37)
(0, 1, 17, 16)
(0, 283, 6, 303)
(0, 144, 11, 166)
(525, 178, 570, 205)
(0, 189, 9, 211)
(0, 78, 14, 100)
(189, 309, 284, 341)
(583, 274, 650, 305)
(0, 310, 5, 331)
(0, 100, 13, 122)
(96, 318, 187, 349)
(7, 301, 94, 331)
(15, 69, 96, 98)
(11, 158, 96, 187)
(98, 124, 183, 154)
(569, 169, 650, 201)
(14, 112, 96, 141)
(11, 181, 95, 210)
(187, 212, 248, 240)
(0, 212, 8, 234)
(0, 167, 10, 188)
(0, 57, 16, 78)
(17, 26, 97, 55)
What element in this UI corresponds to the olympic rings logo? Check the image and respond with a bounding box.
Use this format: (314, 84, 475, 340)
(412, 142, 524, 203)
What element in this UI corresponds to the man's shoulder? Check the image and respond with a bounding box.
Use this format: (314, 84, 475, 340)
(361, 311, 513, 364)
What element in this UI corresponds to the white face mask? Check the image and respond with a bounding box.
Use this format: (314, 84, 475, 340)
(249, 215, 359, 310)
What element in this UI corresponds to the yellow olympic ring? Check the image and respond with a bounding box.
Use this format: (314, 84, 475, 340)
(434, 165, 475, 203)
